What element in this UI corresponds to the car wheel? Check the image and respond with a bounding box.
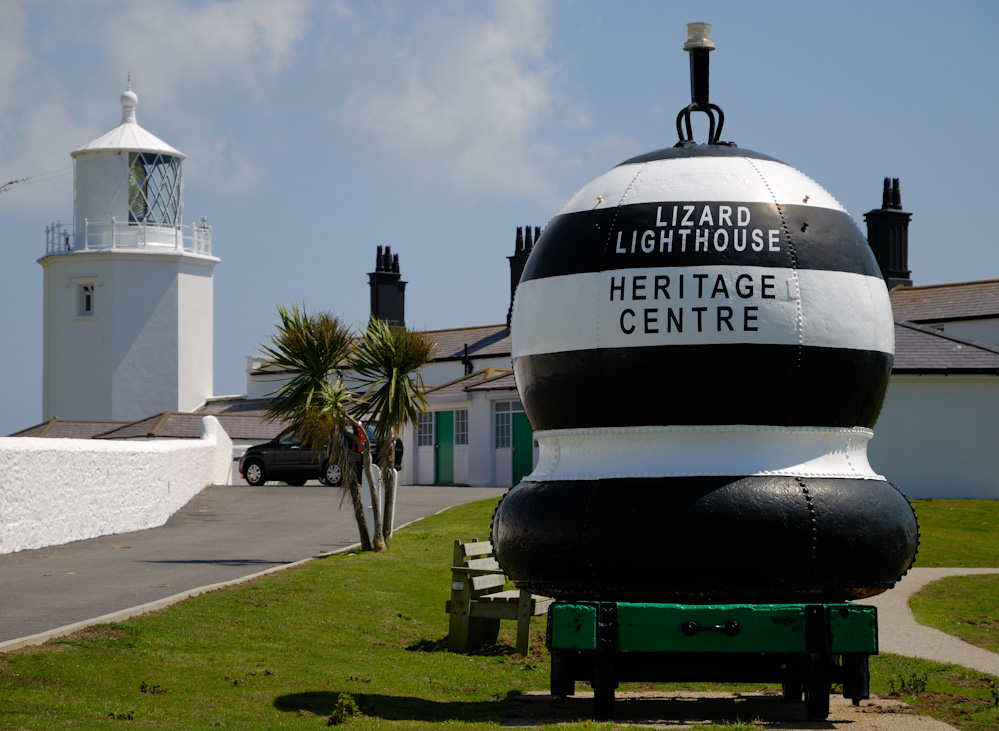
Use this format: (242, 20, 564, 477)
(325, 461, 343, 487)
(244, 460, 266, 486)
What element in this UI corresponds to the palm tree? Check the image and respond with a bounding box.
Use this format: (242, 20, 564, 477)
(350, 318, 436, 546)
(261, 305, 374, 552)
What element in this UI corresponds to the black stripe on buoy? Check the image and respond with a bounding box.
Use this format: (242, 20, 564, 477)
(522, 204, 877, 282)
(514, 343, 892, 430)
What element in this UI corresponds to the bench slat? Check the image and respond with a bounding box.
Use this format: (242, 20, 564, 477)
(448, 538, 552, 656)
(470, 575, 507, 593)
(459, 541, 495, 558)
(465, 557, 501, 571)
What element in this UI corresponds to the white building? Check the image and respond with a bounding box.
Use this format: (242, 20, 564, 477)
(868, 286, 999, 499)
(241, 243, 535, 488)
(39, 86, 217, 421)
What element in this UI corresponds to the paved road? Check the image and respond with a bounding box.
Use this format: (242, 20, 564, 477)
(0, 484, 507, 649)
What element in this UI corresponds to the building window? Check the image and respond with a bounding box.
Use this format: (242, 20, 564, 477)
(494, 401, 524, 449)
(495, 407, 511, 448)
(454, 409, 468, 446)
(417, 412, 434, 447)
(78, 283, 95, 316)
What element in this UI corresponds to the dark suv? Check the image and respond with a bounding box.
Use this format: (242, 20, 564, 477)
(238, 425, 402, 487)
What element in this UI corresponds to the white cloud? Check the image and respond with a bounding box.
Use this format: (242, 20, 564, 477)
(0, 1, 29, 119)
(93, 0, 313, 194)
(0, 96, 99, 216)
(1, 0, 314, 210)
(103, 0, 313, 104)
(339, 0, 564, 201)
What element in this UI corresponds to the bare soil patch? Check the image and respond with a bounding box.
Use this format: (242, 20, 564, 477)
(504, 690, 958, 730)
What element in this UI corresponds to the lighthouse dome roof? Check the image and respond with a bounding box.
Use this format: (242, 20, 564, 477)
(72, 86, 186, 160)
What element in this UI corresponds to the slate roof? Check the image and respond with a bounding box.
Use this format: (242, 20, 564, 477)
(892, 321, 999, 374)
(197, 396, 272, 416)
(890, 280, 999, 323)
(94, 412, 285, 441)
(466, 371, 518, 392)
(7, 419, 129, 439)
(246, 324, 511, 380)
(425, 324, 511, 362)
(425, 368, 515, 399)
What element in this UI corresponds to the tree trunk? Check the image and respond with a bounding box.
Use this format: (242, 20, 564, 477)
(381, 426, 399, 543)
(345, 480, 372, 552)
(382, 467, 398, 542)
(362, 444, 385, 552)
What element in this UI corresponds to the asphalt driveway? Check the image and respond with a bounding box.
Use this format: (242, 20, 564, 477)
(0, 484, 506, 648)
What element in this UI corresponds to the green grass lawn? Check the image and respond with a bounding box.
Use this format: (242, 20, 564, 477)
(910, 574, 999, 653)
(0, 499, 552, 730)
(911, 499, 999, 566)
(0, 497, 997, 730)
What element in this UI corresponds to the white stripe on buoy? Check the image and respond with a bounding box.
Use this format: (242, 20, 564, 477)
(512, 266, 893, 356)
(559, 157, 846, 215)
(525, 425, 883, 481)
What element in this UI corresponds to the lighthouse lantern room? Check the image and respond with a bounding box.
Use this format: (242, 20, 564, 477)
(39, 85, 218, 422)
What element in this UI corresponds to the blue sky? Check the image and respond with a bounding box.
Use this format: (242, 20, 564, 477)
(1, 0, 997, 435)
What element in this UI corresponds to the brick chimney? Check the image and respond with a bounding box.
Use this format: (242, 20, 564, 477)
(865, 178, 913, 288)
(368, 246, 406, 326)
(507, 225, 539, 327)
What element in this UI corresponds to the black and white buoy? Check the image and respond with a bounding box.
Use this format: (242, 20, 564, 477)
(492, 22, 918, 604)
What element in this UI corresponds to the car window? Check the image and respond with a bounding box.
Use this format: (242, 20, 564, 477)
(278, 432, 303, 446)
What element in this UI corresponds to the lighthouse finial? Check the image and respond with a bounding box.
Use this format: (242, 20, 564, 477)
(120, 78, 138, 124)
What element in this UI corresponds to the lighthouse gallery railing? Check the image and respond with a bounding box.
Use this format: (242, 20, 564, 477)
(45, 218, 212, 256)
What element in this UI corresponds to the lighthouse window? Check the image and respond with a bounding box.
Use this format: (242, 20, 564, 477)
(77, 284, 95, 316)
(417, 412, 434, 447)
(128, 152, 181, 226)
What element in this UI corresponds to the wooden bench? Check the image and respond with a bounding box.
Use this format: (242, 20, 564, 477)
(446, 538, 554, 655)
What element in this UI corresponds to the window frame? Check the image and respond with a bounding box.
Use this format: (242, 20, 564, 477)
(417, 412, 435, 447)
(454, 409, 469, 446)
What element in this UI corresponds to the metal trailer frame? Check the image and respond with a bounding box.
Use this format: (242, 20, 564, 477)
(547, 601, 877, 721)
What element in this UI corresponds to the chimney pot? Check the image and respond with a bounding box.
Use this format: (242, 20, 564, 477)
(369, 247, 406, 326)
(508, 225, 538, 327)
(865, 178, 912, 288)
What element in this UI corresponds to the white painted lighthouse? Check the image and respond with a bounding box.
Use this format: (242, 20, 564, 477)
(39, 85, 218, 421)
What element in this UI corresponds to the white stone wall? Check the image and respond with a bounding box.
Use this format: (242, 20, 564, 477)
(0, 416, 232, 554)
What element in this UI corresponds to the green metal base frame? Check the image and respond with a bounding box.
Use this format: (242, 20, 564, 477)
(547, 601, 878, 721)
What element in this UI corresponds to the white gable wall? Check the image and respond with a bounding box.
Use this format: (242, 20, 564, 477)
(933, 318, 999, 349)
(869, 374, 999, 499)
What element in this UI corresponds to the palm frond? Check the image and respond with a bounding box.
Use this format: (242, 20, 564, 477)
(261, 304, 354, 423)
(350, 318, 435, 466)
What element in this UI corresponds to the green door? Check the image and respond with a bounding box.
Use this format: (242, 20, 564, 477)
(435, 411, 454, 484)
(512, 412, 534, 484)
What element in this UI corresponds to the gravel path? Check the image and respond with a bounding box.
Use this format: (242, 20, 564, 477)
(866, 567, 999, 675)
